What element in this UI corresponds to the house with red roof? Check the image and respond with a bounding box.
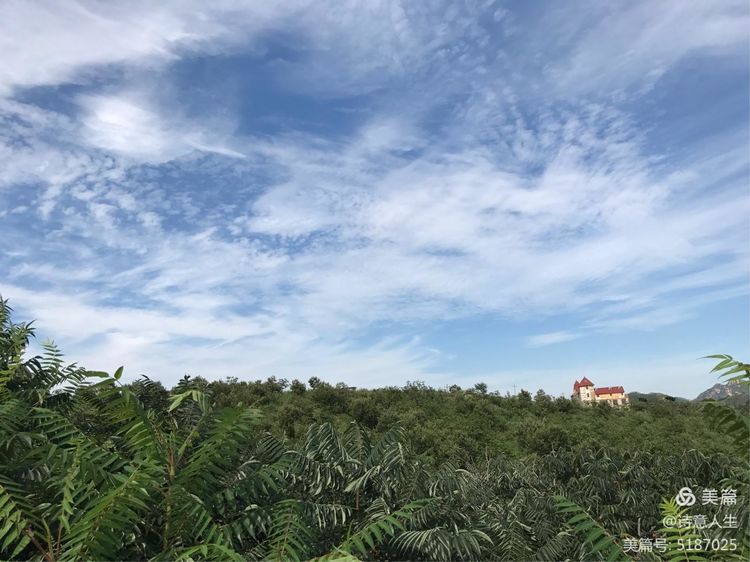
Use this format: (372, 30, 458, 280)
(572, 377, 629, 406)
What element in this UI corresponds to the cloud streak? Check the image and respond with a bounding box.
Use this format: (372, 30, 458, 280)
(0, 1, 747, 395)
(527, 332, 581, 348)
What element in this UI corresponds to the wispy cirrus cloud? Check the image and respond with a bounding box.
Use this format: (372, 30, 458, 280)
(541, 0, 749, 97)
(0, 1, 747, 396)
(0, 0, 299, 94)
(80, 93, 245, 161)
(527, 331, 581, 348)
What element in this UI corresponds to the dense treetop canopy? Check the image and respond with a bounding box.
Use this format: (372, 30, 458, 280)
(0, 298, 747, 561)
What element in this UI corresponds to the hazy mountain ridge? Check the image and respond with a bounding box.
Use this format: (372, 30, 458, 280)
(628, 380, 749, 405)
(628, 392, 688, 403)
(694, 379, 749, 405)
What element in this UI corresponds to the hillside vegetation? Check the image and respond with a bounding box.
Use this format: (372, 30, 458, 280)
(182, 376, 740, 463)
(1, 297, 748, 561)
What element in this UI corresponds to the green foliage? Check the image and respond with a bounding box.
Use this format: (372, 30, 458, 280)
(555, 355, 750, 562)
(0, 297, 747, 561)
(339, 500, 430, 558)
(554, 496, 631, 561)
(657, 498, 707, 562)
(204, 364, 737, 463)
(702, 355, 750, 457)
(0, 477, 32, 559)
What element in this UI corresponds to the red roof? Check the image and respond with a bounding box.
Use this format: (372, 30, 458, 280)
(578, 377, 594, 387)
(595, 386, 625, 396)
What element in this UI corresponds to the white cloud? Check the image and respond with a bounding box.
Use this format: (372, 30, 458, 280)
(80, 93, 245, 162)
(541, 0, 749, 97)
(81, 95, 177, 159)
(0, 0, 747, 392)
(6, 102, 745, 363)
(4, 94, 747, 331)
(0, 102, 81, 186)
(231, 110, 748, 330)
(527, 331, 581, 348)
(4, 283, 436, 388)
(0, 0, 297, 94)
(0, 0, 490, 98)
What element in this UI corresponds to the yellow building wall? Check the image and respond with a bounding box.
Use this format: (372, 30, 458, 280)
(595, 392, 628, 404)
(573, 388, 628, 405)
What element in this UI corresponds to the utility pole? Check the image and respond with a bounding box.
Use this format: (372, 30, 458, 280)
(512, 384, 517, 396)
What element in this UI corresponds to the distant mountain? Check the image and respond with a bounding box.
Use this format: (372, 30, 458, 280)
(628, 381, 749, 406)
(629, 392, 688, 403)
(694, 380, 749, 406)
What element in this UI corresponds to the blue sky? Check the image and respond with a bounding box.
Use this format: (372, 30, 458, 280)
(0, 1, 748, 398)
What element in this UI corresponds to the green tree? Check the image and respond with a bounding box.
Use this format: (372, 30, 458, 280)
(290, 379, 307, 394)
